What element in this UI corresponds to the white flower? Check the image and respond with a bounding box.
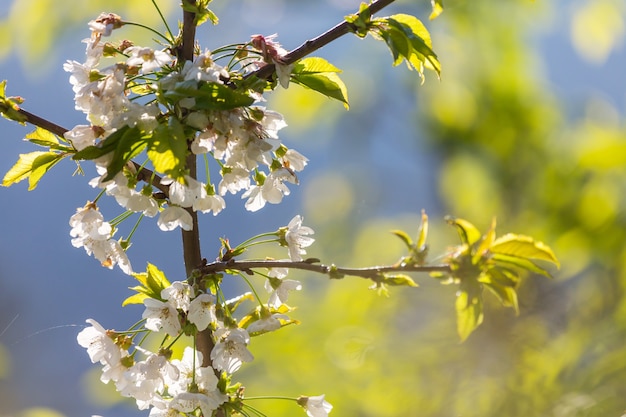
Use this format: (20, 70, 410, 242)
(282, 148, 308, 172)
(265, 276, 302, 308)
(275, 62, 294, 88)
(120, 352, 178, 409)
(125, 46, 174, 74)
(298, 394, 333, 417)
(64, 124, 97, 150)
(161, 281, 193, 313)
(188, 293, 217, 331)
(242, 168, 297, 212)
(170, 390, 227, 417)
(69, 203, 133, 274)
(218, 167, 251, 196)
(77, 319, 123, 366)
(193, 191, 226, 215)
(210, 327, 254, 374)
(246, 312, 290, 335)
(158, 206, 193, 231)
(283, 215, 315, 261)
(142, 298, 181, 336)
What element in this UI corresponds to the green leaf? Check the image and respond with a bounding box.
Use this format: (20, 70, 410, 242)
(445, 216, 482, 246)
(73, 125, 131, 161)
(387, 14, 441, 78)
(3, 151, 47, 187)
(416, 210, 429, 249)
(383, 274, 419, 287)
(25, 127, 66, 148)
(181, 0, 218, 26)
(163, 81, 255, 111)
(147, 118, 188, 180)
(430, 0, 444, 20)
(124, 263, 172, 306)
(491, 253, 553, 278)
(291, 57, 349, 109)
(472, 217, 496, 264)
(490, 233, 560, 268)
(2, 151, 64, 190)
(390, 229, 413, 248)
(122, 291, 149, 307)
(29, 152, 64, 190)
(455, 281, 483, 341)
(102, 126, 147, 182)
(479, 269, 519, 313)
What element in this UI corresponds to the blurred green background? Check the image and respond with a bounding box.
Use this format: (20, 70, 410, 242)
(1, 0, 626, 416)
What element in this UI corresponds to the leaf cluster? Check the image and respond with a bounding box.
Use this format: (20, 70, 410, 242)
(441, 217, 559, 340)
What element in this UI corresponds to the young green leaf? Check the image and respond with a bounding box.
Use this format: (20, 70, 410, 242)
(0, 80, 27, 124)
(456, 282, 484, 341)
(491, 253, 553, 278)
(386, 14, 441, 78)
(390, 229, 414, 248)
(124, 263, 172, 306)
(2, 151, 64, 190)
(291, 57, 349, 109)
(416, 210, 429, 250)
(383, 274, 419, 287)
(490, 234, 560, 268)
(445, 216, 482, 246)
(28, 152, 64, 190)
(430, 0, 444, 20)
(479, 269, 519, 313)
(102, 126, 147, 182)
(25, 127, 68, 149)
(147, 118, 188, 180)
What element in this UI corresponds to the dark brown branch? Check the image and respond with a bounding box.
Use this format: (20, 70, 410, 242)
(200, 259, 452, 281)
(249, 0, 397, 80)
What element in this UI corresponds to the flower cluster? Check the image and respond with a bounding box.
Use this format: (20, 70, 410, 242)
(63, 13, 308, 244)
(69, 202, 132, 274)
(77, 215, 329, 416)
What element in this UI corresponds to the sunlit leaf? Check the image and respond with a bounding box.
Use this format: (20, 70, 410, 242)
(25, 127, 64, 148)
(383, 274, 419, 287)
(147, 119, 188, 180)
(430, 0, 444, 20)
(125, 263, 172, 306)
(416, 210, 429, 249)
(102, 126, 147, 182)
(2, 151, 47, 187)
(29, 152, 64, 190)
(491, 253, 553, 278)
(385, 14, 441, 78)
(455, 280, 483, 341)
(291, 58, 349, 109)
(2, 151, 64, 190)
(446, 216, 482, 246)
(479, 269, 519, 313)
(390, 229, 413, 248)
(491, 234, 560, 268)
(473, 217, 496, 264)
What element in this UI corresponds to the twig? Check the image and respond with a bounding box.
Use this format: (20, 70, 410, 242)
(200, 259, 452, 281)
(15, 108, 168, 195)
(248, 0, 397, 80)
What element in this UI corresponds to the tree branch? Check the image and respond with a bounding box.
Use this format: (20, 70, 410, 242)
(15, 108, 169, 195)
(248, 0, 397, 80)
(199, 258, 451, 281)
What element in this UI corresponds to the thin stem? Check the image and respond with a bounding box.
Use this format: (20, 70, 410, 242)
(151, 0, 175, 41)
(123, 21, 172, 44)
(236, 272, 264, 307)
(247, 0, 397, 80)
(200, 259, 451, 281)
